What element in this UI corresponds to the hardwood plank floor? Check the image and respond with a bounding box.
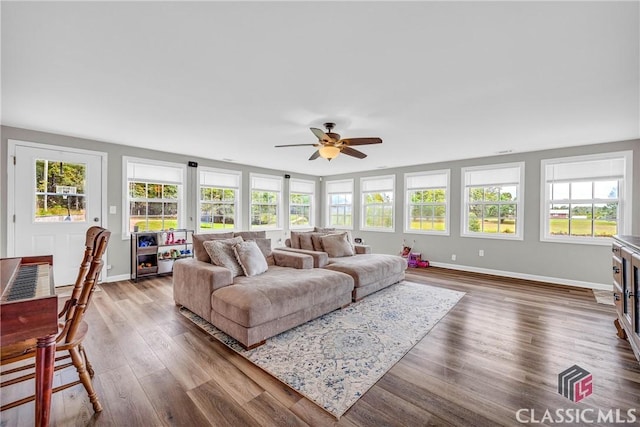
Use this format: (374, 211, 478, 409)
(1, 268, 638, 426)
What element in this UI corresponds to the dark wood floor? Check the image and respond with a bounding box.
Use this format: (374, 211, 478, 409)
(2, 268, 639, 426)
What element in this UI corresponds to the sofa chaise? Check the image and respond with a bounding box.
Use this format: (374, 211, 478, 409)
(173, 231, 354, 349)
(275, 228, 407, 300)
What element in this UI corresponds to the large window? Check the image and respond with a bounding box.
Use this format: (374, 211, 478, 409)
(124, 157, 186, 235)
(462, 162, 524, 239)
(541, 151, 632, 244)
(325, 179, 354, 229)
(361, 175, 395, 232)
(289, 178, 315, 229)
(198, 168, 241, 233)
(405, 170, 450, 234)
(250, 174, 282, 230)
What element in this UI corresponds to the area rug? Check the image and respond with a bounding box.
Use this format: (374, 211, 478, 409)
(180, 281, 465, 418)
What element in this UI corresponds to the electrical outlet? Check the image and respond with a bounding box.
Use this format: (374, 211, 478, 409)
(451, 254, 457, 261)
(479, 250, 484, 257)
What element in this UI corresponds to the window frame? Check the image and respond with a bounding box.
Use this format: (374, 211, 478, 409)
(461, 162, 525, 240)
(325, 179, 354, 230)
(540, 151, 632, 245)
(289, 178, 316, 230)
(122, 156, 187, 239)
(404, 169, 450, 235)
(197, 167, 242, 234)
(250, 173, 283, 231)
(360, 174, 396, 233)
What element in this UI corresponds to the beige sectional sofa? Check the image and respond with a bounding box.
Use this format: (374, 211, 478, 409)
(276, 228, 407, 300)
(173, 231, 354, 349)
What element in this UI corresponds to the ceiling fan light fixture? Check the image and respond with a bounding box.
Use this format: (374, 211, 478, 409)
(319, 145, 340, 160)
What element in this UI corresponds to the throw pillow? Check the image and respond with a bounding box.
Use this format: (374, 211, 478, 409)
(248, 237, 275, 266)
(321, 232, 355, 258)
(311, 232, 327, 251)
(290, 230, 313, 249)
(233, 240, 269, 277)
(298, 233, 315, 251)
(192, 232, 235, 263)
(203, 236, 244, 277)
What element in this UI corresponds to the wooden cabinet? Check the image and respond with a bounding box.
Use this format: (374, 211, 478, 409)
(612, 235, 640, 361)
(130, 229, 193, 281)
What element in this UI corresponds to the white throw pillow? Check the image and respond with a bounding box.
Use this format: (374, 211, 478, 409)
(233, 240, 269, 277)
(203, 236, 244, 277)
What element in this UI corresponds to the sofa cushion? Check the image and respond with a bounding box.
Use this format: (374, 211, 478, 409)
(321, 232, 355, 258)
(234, 231, 266, 240)
(203, 236, 244, 277)
(193, 232, 234, 263)
(314, 227, 336, 233)
(211, 266, 354, 328)
(233, 240, 269, 277)
(324, 254, 407, 288)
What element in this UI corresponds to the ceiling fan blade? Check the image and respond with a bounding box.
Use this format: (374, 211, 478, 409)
(308, 150, 320, 160)
(274, 143, 317, 147)
(310, 127, 336, 143)
(341, 146, 367, 159)
(341, 137, 382, 146)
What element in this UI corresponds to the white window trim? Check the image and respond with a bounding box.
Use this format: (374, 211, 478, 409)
(250, 173, 283, 231)
(404, 169, 450, 236)
(360, 174, 396, 233)
(122, 156, 187, 239)
(461, 162, 525, 240)
(539, 151, 632, 245)
(197, 166, 242, 234)
(289, 178, 316, 230)
(325, 178, 354, 230)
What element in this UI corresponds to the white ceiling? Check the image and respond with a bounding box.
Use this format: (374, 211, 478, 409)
(2, 1, 639, 176)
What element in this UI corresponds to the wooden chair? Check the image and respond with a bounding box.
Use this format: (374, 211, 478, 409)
(1, 226, 111, 413)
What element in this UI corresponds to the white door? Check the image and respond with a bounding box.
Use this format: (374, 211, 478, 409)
(10, 142, 105, 286)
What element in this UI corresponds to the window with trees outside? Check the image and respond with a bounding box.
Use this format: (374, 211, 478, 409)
(289, 178, 315, 229)
(35, 159, 87, 222)
(198, 168, 241, 232)
(541, 151, 632, 244)
(361, 175, 395, 232)
(325, 179, 354, 229)
(124, 157, 186, 235)
(462, 162, 524, 239)
(405, 170, 450, 234)
(250, 174, 282, 230)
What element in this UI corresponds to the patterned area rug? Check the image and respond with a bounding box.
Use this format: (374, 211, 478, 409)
(180, 281, 465, 418)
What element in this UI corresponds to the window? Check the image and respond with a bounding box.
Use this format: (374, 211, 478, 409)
(250, 174, 282, 230)
(123, 157, 186, 236)
(462, 162, 524, 239)
(198, 168, 241, 233)
(325, 179, 354, 229)
(361, 175, 395, 232)
(289, 178, 315, 229)
(405, 170, 450, 234)
(541, 151, 632, 244)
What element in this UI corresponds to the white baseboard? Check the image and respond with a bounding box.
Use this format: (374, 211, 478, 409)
(426, 262, 612, 291)
(103, 273, 130, 283)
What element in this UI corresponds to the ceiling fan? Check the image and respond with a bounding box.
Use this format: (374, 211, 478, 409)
(275, 122, 382, 161)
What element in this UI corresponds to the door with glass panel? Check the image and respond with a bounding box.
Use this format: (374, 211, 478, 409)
(11, 143, 104, 286)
